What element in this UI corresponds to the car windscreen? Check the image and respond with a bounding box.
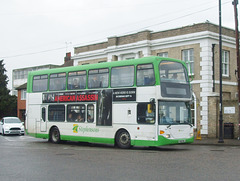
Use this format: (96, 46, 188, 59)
(5, 118, 21, 124)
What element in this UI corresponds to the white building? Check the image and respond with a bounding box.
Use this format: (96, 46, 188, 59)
(72, 22, 238, 138)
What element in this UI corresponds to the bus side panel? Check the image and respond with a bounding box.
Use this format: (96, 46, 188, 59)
(27, 104, 41, 136)
(112, 103, 137, 124)
(26, 93, 42, 136)
(136, 86, 156, 102)
(54, 122, 115, 144)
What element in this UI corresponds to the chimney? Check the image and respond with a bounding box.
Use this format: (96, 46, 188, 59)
(64, 52, 71, 63)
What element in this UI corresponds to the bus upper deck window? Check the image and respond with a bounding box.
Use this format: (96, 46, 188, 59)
(68, 71, 86, 90)
(88, 69, 108, 89)
(111, 66, 134, 87)
(137, 64, 155, 86)
(49, 73, 66, 91)
(159, 61, 188, 83)
(33, 75, 48, 92)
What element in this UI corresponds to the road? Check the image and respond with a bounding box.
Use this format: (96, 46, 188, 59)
(0, 135, 239, 181)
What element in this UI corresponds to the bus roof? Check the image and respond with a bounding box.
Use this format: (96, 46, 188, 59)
(28, 56, 184, 77)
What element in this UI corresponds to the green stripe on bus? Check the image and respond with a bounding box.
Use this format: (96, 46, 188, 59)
(132, 136, 194, 146)
(61, 135, 114, 144)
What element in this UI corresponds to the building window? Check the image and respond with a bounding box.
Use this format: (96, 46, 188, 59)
(157, 52, 168, 57)
(182, 49, 194, 75)
(222, 50, 229, 76)
(21, 89, 26, 100)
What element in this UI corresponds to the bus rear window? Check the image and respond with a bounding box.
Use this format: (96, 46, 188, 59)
(33, 75, 48, 92)
(111, 66, 134, 87)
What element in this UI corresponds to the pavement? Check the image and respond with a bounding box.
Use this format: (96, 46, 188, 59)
(192, 138, 240, 146)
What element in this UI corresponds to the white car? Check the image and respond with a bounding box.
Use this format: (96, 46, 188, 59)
(0, 117, 25, 136)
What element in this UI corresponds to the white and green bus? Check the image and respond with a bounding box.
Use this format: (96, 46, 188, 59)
(26, 56, 194, 148)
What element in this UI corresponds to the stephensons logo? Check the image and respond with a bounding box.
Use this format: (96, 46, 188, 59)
(73, 124, 100, 133)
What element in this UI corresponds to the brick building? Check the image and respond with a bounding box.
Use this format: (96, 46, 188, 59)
(16, 83, 27, 121)
(72, 22, 239, 138)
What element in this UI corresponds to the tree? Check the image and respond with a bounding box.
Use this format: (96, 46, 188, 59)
(0, 60, 17, 118)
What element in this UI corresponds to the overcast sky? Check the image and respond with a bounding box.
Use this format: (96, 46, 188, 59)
(0, 0, 237, 89)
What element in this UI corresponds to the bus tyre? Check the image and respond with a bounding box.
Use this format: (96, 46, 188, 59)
(50, 127, 61, 144)
(116, 130, 131, 149)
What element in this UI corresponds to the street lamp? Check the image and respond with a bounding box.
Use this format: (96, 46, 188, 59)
(232, 0, 240, 140)
(218, 0, 224, 143)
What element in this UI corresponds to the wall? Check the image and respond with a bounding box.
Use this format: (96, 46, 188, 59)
(17, 90, 26, 121)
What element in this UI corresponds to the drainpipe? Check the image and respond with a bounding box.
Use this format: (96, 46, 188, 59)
(212, 44, 216, 92)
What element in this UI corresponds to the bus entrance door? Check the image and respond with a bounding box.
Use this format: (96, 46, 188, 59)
(40, 106, 47, 132)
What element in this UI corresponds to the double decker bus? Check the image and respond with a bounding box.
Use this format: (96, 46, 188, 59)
(26, 56, 194, 148)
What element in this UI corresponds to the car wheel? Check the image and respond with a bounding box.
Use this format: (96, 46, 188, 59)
(50, 127, 61, 144)
(116, 130, 131, 149)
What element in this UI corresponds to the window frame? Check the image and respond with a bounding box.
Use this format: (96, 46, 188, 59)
(222, 50, 230, 77)
(182, 49, 194, 75)
(111, 65, 135, 88)
(21, 89, 27, 100)
(157, 52, 168, 57)
(87, 104, 94, 123)
(68, 70, 86, 90)
(137, 102, 155, 124)
(48, 105, 65, 122)
(49, 73, 66, 91)
(88, 68, 109, 89)
(32, 74, 48, 92)
(67, 104, 86, 122)
(136, 63, 155, 86)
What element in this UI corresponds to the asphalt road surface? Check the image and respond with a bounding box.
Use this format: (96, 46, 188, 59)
(0, 135, 239, 181)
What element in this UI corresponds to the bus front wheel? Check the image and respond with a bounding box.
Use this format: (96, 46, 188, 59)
(50, 127, 61, 144)
(116, 130, 131, 149)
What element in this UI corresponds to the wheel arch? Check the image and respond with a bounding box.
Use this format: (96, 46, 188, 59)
(114, 128, 131, 147)
(48, 125, 60, 142)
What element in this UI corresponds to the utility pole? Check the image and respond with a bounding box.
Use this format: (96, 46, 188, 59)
(218, 0, 224, 143)
(232, 0, 240, 140)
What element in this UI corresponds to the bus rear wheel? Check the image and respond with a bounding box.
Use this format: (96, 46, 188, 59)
(50, 127, 61, 144)
(116, 130, 131, 149)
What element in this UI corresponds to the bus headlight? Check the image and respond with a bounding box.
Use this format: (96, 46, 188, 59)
(190, 133, 194, 137)
(165, 134, 170, 138)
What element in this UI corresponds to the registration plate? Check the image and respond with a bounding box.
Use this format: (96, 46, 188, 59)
(178, 140, 186, 143)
